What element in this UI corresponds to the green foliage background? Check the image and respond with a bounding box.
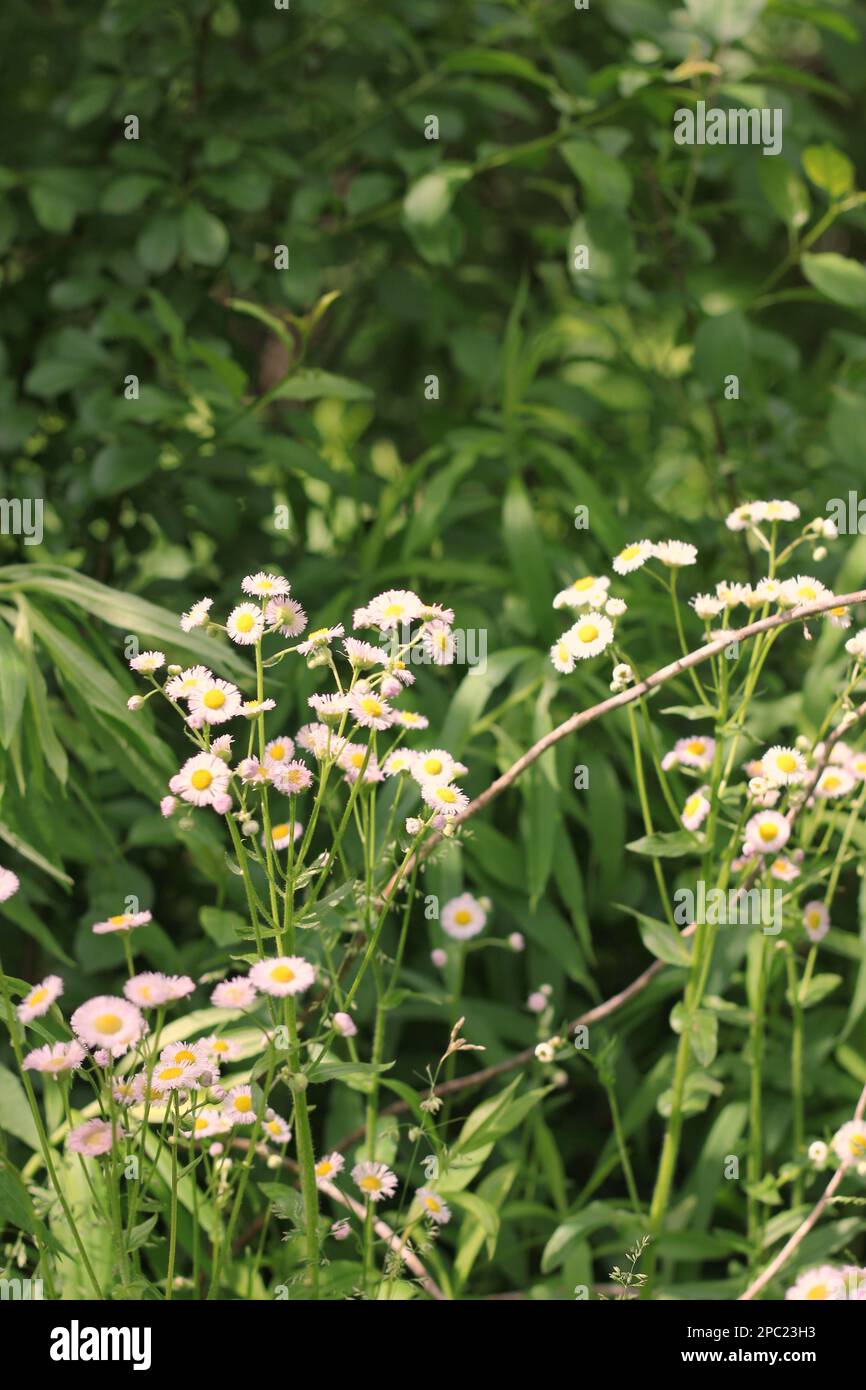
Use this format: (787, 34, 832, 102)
(2, 0, 866, 1296)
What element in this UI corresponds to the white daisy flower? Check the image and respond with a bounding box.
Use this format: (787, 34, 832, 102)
(845, 630, 866, 659)
(803, 901, 830, 943)
(264, 736, 296, 766)
(314, 1152, 345, 1187)
(201, 1035, 241, 1063)
(681, 790, 710, 831)
(725, 503, 756, 532)
(150, 1059, 197, 1094)
(23, 1040, 86, 1074)
(263, 1113, 292, 1145)
(174, 752, 230, 807)
(781, 575, 830, 608)
(785, 1265, 845, 1301)
(241, 698, 276, 718)
(265, 597, 307, 637)
(270, 760, 313, 795)
(236, 756, 270, 785)
(673, 736, 716, 771)
(296, 624, 345, 655)
(743, 810, 790, 856)
(343, 638, 384, 668)
(769, 854, 801, 882)
(165, 664, 212, 700)
(227, 603, 265, 645)
(362, 590, 424, 631)
(180, 597, 213, 632)
(415, 1188, 451, 1225)
(832, 1120, 866, 1164)
(190, 1108, 231, 1140)
(352, 1160, 398, 1202)
(71, 996, 146, 1056)
(338, 744, 383, 783)
(294, 724, 333, 757)
(17, 975, 63, 1023)
(421, 782, 469, 816)
(384, 749, 415, 776)
(422, 620, 456, 665)
(814, 766, 855, 799)
(653, 540, 697, 567)
(188, 678, 242, 725)
(612, 540, 652, 575)
(266, 820, 304, 850)
(755, 577, 783, 604)
(92, 909, 152, 935)
(129, 650, 165, 674)
(441, 892, 487, 940)
(308, 693, 350, 722)
(413, 749, 457, 785)
(563, 612, 614, 660)
(550, 639, 575, 674)
(553, 575, 610, 610)
(690, 593, 724, 620)
(762, 499, 800, 522)
(223, 1085, 257, 1125)
(715, 581, 751, 608)
(393, 709, 429, 730)
(242, 572, 290, 598)
(762, 746, 806, 786)
(0, 866, 20, 902)
(350, 690, 395, 730)
(249, 955, 316, 999)
(211, 976, 257, 1009)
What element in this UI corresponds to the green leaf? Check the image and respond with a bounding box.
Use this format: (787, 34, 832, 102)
(403, 165, 472, 227)
(560, 139, 632, 210)
(0, 621, 27, 748)
(621, 906, 692, 966)
(693, 312, 750, 389)
(801, 253, 866, 309)
(802, 144, 855, 199)
(272, 369, 373, 403)
(100, 175, 163, 214)
(758, 159, 810, 229)
(137, 212, 181, 274)
(0, 1065, 39, 1148)
(182, 201, 230, 266)
(626, 830, 702, 859)
(670, 1003, 718, 1066)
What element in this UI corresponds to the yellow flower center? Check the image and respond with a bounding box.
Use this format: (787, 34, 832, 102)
(28, 987, 48, 1006)
(195, 1117, 209, 1131)
(423, 1195, 441, 1212)
(619, 545, 640, 562)
(315, 1160, 333, 1177)
(556, 644, 570, 663)
(350, 752, 365, 768)
(423, 757, 443, 775)
(267, 1121, 283, 1136)
(212, 1040, 228, 1053)
(799, 586, 816, 600)
(776, 753, 797, 773)
(271, 965, 296, 983)
(436, 787, 457, 803)
(684, 796, 701, 818)
(576, 624, 599, 644)
(94, 1013, 122, 1034)
(686, 740, 706, 756)
(309, 628, 329, 642)
(823, 775, 840, 791)
(757, 822, 778, 843)
(235, 613, 254, 633)
(360, 1175, 382, 1192)
(383, 603, 404, 617)
(272, 823, 289, 839)
(270, 744, 285, 760)
(806, 1284, 828, 1300)
(159, 1066, 184, 1081)
(203, 689, 226, 710)
(109, 914, 128, 925)
(454, 909, 472, 925)
(850, 1134, 866, 1155)
(572, 576, 596, 590)
(174, 1049, 196, 1064)
(234, 1095, 253, 1113)
(191, 769, 213, 790)
(361, 697, 382, 716)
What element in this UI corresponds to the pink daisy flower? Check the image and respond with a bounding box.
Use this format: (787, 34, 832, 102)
(226, 602, 265, 645)
(180, 598, 213, 632)
(743, 810, 790, 856)
(352, 1159, 398, 1202)
(173, 752, 231, 807)
(265, 597, 307, 637)
(222, 1085, 257, 1125)
(68, 1118, 124, 1158)
(263, 1113, 292, 1145)
(314, 1152, 345, 1187)
(92, 908, 152, 935)
(211, 976, 257, 1009)
(270, 759, 313, 795)
(188, 678, 242, 725)
(16, 974, 63, 1023)
(71, 996, 146, 1056)
(249, 956, 316, 998)
(415, 1188, 451, 1224)
(243, 572, 290, 598)
(23, 1040, 86, 1074)
(0, 867, 20, 901)
(441, 893, 486, 941)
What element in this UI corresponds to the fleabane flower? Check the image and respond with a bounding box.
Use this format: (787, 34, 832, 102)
(150, 1059, 198, 1094)
(333, 1011, 357, 1038)
(227, 603, 265, 645)
(613, 540, 652, 575)
(553, 575, 610, 610)
(803, 901, 830, 943)
(343, 638, 384, 668)
(415, 1188, 451, 1224)
(690, 593, 724, 620)
(762, 745, 806, 786)
(384, 749, 415, 777)
(173, 752, 230, 807)
(743, 810, 790, 856)
(550, 638, 576, 674)
(0, 867, 20, 902)
(201, 1034, 241, 1063)
(17, 974, 63, 1023)
(681, 790, 710, 832)
(266, 597, 307, 637)
(242, 572, 290, 599)
(264, 736, 296, 767)
(762, 499, 800, 523)
(833, 1121, 866, 1164)
(296, 623, 345, 654)
(421, 782, 469, 816)
(673, 736, 716, 772)
(785, 1265, 845, 1301)
(725, 503, 757, 532)
(68, 1119, 124, 1158)
(441, 892, 487, 941)
(180, 597, 213, 632)
(653, 540, 697, 567)
(71, 996, 146, 1056)
(263, 1113, 292, 1145)
(562, 612, 614, 661)
(129, 650, 164, 674)
(165, 665, 211, 700)
(314, 1152, 345, 1187)
(308, 693, 350, 722)
(266, 820, 304, 850)
(270, 759, 313, 795)
(24, 1040, 86, 1074)
(249, 956, 315, 997)
(781, 575, 831, 608)
(188, 678, 242, 725)
(422, 620, 456, 665)
(815, 766, 855, 799)
(769, 854, 801, 882)
(223, 1085, 257, 1125)
(352, 1160, 398, 1202)
(845, 630, 866, 660)
(412, 749, 458, 786)
(361, 590, 424, 631)
(350, 690, 395, 730)
(92, 909, 152, 935)
(755, 577, 783, 604)
(190, 1108, 231, 1140)
(211, 976, 257, 1009)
